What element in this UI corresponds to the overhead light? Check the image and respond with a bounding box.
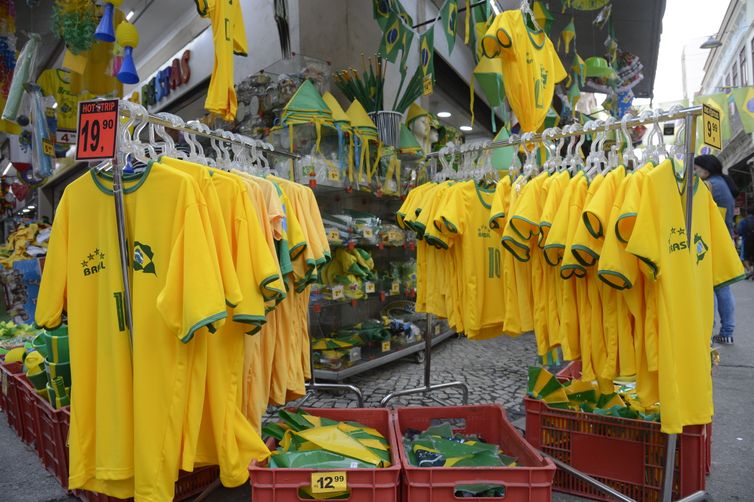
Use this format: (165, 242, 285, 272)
(700, 36, 722, 49)
(2, 162, 12, 176)
(460, 125, 473, 132)
(437, 111, 452, 118)
(126, 10, 135, 21)
(27, 205, 35, 209)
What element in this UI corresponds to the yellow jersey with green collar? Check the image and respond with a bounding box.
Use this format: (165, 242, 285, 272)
(37, 69, 79, 131)
(418, 182, 455, 318)
(436, 181, 505, 339)
(36, 164, 227, 500)
(498, 176, 527, 336)
(194, 0, 248, 120)
(625, 160, 745, 433)
(481, 10, 566, 132)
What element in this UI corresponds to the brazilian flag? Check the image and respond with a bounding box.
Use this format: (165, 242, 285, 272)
(379, 14, 404, 63)
(441, 0, 459, 55)
(731, 86, 754, 134)
(399, 21, 415, 70)
(373, 0, 392, 29)
(420, 26, 435, 79)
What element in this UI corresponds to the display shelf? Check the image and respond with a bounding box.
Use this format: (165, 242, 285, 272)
(328, 241, 416, 252)
(312, 328, 456, 382)
(310, 289, 416, 311)
(307, 181, 406, 201)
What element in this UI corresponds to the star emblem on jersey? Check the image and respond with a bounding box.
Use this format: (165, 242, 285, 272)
(694, 234, 709, 264)
(133, 241, 156, 275)
(81, 248, 106, 276)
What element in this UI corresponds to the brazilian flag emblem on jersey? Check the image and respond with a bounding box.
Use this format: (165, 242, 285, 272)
(133, 241, 156, 275)
(380, 14, 403, 63)
(441, 0, 459, 55)
(694, 234, 709, 264)
(420, 26, 435, 79)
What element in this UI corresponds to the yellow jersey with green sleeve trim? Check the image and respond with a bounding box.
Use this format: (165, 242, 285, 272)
(36, 164, 227, 500)
(489, 176, 512, 231)
(420, 183, 455, 317)
(625, 160, 745, 433)
(37, 69, 79, 130)
(397, 184, 428, 228)
(481, 10, 567, 132)
(435, 181, 505, 339)
(194, 0, 247, 120)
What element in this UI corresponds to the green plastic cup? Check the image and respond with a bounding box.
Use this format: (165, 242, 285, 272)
(26, 366, 48, 390)
(44, 334, 69, 363)
(45, 359, 71, 387)
(32, 333, 48, 359)
(46, 383, 70, 409)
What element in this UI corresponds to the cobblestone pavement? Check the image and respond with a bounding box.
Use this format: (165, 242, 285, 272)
(280, 331, 544, 417)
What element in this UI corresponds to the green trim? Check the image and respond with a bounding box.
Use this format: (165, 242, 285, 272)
(571, 245, 599, 267)
(474, 183, 494, 209)
(442, 217, 458, 234)
(90, 162, 153, 195)
(714, 273, 746, 290)
(193, 0, 208, 16)
(538, 222, 552, 249)
(182, 311, 227, 343)
(289, 241, 307, 261)
(615, 212, 637, 243)
(496, 27, 513, 48)
(510, 216, 538, 241)
(524, 18, 545, 49)
(207, 323, 217, 334)
(636, 255, 659, 280)
(413, 221, 427, 239)
(583, 213, 603, 239)
(481, 34, 502, 58)
(225, 300, 237, 308)
(425, 234, 449, 250)
(560, 264, 586, 279)
(489, 212, 505, 229)
(502, 237, 530, 262)
(234, 50, 248, 57)
(543, 244, 564, 266)
(597, 270, 632, 290)
(232, 314, 266, 324)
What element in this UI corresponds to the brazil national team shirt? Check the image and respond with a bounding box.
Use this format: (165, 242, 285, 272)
(35, 163, 228, 499)
(623, 159, 744, 433)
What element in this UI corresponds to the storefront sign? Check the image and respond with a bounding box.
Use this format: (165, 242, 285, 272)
(140, 51, 191, 109)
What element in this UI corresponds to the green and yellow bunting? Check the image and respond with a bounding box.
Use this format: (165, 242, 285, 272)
(379, 14, 404, 63)
(420, 26, 435, 79)
(559, 18, 576, 53)
(731, 86, 754, 134)
(441, 0, 459, 54)
(532, 1, 553, 33)
(372, 0, 392, 29)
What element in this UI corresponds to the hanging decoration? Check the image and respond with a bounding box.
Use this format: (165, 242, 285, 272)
(115, 20, 139, 84)
(440, 0, 458, 55)
(94, 0, 121, 42)
(559, 17, 576, 53)
(52, 0, 97, 55)
(419, 26, 435, 81)
(532, 1, 553, 34)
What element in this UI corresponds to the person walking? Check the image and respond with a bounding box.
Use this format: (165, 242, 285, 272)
(737, 207, 754, 280)
(694, 154, 739, 344)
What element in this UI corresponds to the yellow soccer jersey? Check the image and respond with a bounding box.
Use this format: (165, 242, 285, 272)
(625, 160, 745, 433)
(481, 10, 567, 131)
(37, 69, 80, 131)
(436, 181, 506, 339)
(418, 182, 454, 317)
(36, 164, 227, 499)
(195, 0, 248, 120)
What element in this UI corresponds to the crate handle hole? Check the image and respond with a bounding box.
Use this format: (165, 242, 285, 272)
(454, 483, 506, 499)
(297, 486, 351, 500)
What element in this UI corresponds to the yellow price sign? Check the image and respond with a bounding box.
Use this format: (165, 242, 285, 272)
(332, 285, 344, 300)
(365, 281, 375, 294)
(311, 472, 347, 494)
(327, 167, 340, 181)
(381, 341, 391, 352)
(423, 74, 433, 96)
(702, 104, 722, 150)
(327, 230, 339, 242)
(362, 228, 374, 239)
(390, 281, 400, 295)
(43, 139, 55, 157)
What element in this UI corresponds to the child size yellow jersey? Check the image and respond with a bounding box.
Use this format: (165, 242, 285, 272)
(437, 181, 506, 339)
(37, 69, 80, 131)
(481, 10, 566, 132)
(36, 164, 227, 500)
(624, 160, 745, 433)
(418, 182, 454, 317)
(194, 0, 248, 120)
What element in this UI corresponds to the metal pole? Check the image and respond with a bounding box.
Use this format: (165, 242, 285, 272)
(112, 125, 134, 352)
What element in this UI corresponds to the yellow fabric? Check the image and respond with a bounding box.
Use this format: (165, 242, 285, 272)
(624, 160, 744, 433)
(37, 69, 80, 131)
(196, 0, 248, 120)
(481, 10, 567, 132)
(35, 164, 226, 499)
(67, 31, 124, 97)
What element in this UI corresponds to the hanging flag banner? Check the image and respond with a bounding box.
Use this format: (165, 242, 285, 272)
(420, 26, 435, 80)
(372, 0, 392, 29)
(441, 0, 459, 54)
(730, 86, 754, 134)
(75, 99, 119, 161)
(379, 14, 404, 63)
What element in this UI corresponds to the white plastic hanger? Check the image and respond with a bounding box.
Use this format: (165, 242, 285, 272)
(620, 111, 639, 170)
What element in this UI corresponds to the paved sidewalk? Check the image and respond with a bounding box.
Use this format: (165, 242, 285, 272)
(1, 282, 752, 501)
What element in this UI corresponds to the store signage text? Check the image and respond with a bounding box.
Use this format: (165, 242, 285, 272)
(140, 50, 192, 108)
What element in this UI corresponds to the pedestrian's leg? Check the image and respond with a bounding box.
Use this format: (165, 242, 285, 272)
(714, 285, 735, 343)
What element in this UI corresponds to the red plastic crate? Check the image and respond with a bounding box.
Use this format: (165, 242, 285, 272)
(1, 361, 23, 431)
(394, 405, 556, 502)
(524, 397, 706, 501)
(249, 407, 401, 502)
(14, 373, 40, 446)
(555, 360, 582, 380)
(31, 391, 69, 487)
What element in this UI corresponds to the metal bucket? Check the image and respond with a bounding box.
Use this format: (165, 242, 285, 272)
(369, 111, 403, 147)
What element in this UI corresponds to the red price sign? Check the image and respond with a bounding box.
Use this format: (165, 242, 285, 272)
(75, 99, 119, 161)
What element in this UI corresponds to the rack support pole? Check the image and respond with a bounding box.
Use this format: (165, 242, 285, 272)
(380, 313, 469, 407)
(112, 115, 134, 351)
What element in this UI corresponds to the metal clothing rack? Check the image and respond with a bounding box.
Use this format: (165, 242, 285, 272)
(394, 105, 709, 502)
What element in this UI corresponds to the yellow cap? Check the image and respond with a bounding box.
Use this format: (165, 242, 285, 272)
(406, 103, 429, 127)
(323, 92, 350, 126)
(346, 100, 377, 131)
(115, 21, 139, 48)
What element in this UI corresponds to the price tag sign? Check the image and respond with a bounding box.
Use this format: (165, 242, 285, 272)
(702, 104, 722, 150)
(362, 228, 374, 239)
(56, 130, 77, 144)
(390, 281, 400, 295)
(365, 281, 375, 294)
(311, 472, 347, 494)
(327, 230, 340, 242)
(381, 341, 391, 352)
(75, 99, 119, 161)
(42, 139, 54, 157)
(434, 324, 441, 336)
(423, 74, 433, 96)
(327, 167, 340, 181)
(332, 285, 344, 300)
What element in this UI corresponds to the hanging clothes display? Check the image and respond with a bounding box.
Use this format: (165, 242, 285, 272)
(403, 143, 744, 434)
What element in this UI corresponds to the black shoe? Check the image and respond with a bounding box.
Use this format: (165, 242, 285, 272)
(712, 335, 734, 345)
